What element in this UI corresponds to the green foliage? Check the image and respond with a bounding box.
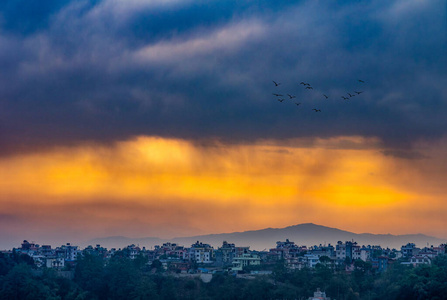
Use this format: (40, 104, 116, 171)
(150, 259, 164, 273)
(0, 251, 16, 276)
(0, 263, 59, 299)
(272, 259, 288, 282)
(319, 255, 332, 264)
(2, 251, 447, 300)
(74, 253, 106, 298)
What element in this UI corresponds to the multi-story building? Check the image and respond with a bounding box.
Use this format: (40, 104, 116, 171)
(57, 243, 80, 261)
(46, 257, 65, 269)
(304, 254, 320, 268)
(157, 243, 186, 259)
(310, 244, 335, 259)
(215, 241, 236, 266)
(400, 255, 432, 267)
(186, 241, 213, 264)
(232, 253, 261, 271)
(352, 248, 370, 262)
(215, 241, 250, 267)
(269, 239, 302, 260)
(401, 243, 420, 258)
(410, 255, 431, 266)
(336, 241, 361, 262)
(377, 256, 394, 272)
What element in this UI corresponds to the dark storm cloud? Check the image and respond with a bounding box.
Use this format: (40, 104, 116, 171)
(0, 0, 446, 155)
(381, 150, 428, 160)
(0, 0, 74, 35)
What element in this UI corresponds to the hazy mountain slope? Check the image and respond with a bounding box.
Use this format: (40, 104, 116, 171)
(87, 223, 446, 250)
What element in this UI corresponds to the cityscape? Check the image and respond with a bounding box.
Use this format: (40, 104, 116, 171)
(2, 236, 447, 299)
(5, 238, 445, 274)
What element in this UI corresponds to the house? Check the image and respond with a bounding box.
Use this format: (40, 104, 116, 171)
(336, 241, 357, 262)
(409, 255, 431, 266)
(308, 288, 330, 300)
(304, 254, 320, 268)
(46, 257, 65, 269)
(186, 241, 213, 264)
(377, 256, 394, 272)
(401, 243, 420, 258)
(269, 239, 302, 262)
(232, 253, 261, 271)
(215, 241, 250, 267)
(352, 248, 370, 262)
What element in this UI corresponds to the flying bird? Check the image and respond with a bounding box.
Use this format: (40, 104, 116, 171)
(273, 81, 281, 86)
(300, 82, 306, 85)
(278, 98, 285, 102)
(287, 94, 296, 99)
(348, 93, 355, 97)
(355, 91, 364, 95)
(323, 94, 328, 99)
(306, 86, 313, 90)
(341, 96, 349, 100)
(312, 108, 321, 112)
(358, 79, 365, 83)
(295, 102, 301, 106)
(273, 93, 283, 97)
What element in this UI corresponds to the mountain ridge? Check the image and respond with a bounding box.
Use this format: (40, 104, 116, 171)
(86, 223, 445, 250)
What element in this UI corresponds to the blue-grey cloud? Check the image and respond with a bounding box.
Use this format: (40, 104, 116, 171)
(0, 0, 446, 155)
(0, 0, 74, 35)
(381, 150, 428, 160)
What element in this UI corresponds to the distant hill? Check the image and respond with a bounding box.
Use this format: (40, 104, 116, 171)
(86, 223, 446, 250)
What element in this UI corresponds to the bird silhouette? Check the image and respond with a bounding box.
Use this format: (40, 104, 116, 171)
(273, 81, 281, 86)
(355, 91, 363, 95)
(358, 79, 365, 83)
(295, 102, 301, 106)
(341, 96, 349, 100)
(300, 82, 306, 85)
(323, 94, 328, 99)
(348, 93, 355, 97)
(287, 94, 296, 99)
(306, 86, 313, 90)
(273, 93, 283, 97)
(278, 98, 285, 102)
(312, 108, 321, 112)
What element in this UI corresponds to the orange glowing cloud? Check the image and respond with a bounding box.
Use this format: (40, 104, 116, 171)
(1, 135, 446, 246)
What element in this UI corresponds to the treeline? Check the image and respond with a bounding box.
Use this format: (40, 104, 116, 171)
(1, 251, 447, 300)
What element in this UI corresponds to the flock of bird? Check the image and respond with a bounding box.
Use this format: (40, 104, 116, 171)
(271, 79, 365, 113)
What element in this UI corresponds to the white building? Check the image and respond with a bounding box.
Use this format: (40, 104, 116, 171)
(308, 288, 330, 300)
(304, 254, 320, 268)
(410, 255, 431, 266)
(353, 249, 370, 262)
(62, 243, 79, 261)
(232, 253, 261, 271)
(186, 241, 213, 264)
(46, 257, 65, 269)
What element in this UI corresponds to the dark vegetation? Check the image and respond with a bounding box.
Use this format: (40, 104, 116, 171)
(2, 251, 447, 300)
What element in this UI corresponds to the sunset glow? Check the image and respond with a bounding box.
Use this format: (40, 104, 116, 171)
(2, 136, 445, 247)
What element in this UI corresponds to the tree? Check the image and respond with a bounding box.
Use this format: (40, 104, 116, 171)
(0, 263, 58, 300)
(0, 252, 16, 276)
(272, 259, 288, 283)
(74, 253, 106, 298)
(150, 259, 164, 273)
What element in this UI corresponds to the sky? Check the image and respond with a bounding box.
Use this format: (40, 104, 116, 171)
(1, 0, 447, 249)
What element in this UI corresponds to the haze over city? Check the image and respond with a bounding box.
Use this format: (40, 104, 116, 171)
(1, 0, 446, 250)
